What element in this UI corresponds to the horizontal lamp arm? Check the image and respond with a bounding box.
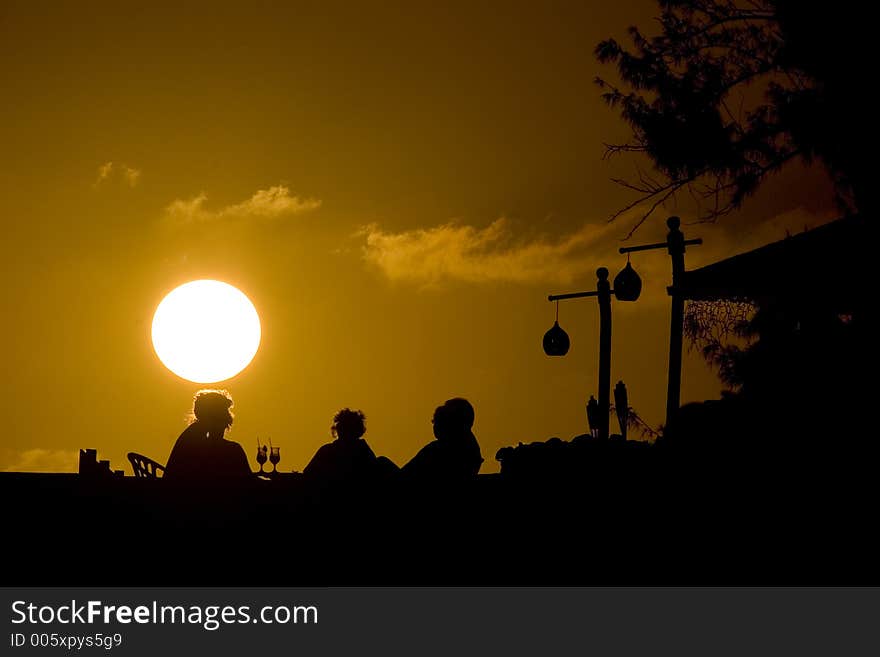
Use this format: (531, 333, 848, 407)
(548, 290, 602, 301)
(618, 241, 666, 254)
(618, 237, 702, 255)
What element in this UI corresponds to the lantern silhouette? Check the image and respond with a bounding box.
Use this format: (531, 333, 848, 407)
(613, 260, 642, 302)
(543, 320, 570, 356)
(543, 300, 570, 356)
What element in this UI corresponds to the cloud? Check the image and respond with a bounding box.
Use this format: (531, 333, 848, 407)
(165, 185, 321, 223)
(358, 207, 838, 291)
(96, 161, 114, 184)
(165, 193, 209, 221)
(360, 217, 619, 286)
(94, 161, 141, 187)
(122, 165, 141, 187)
(2, 448, 79, 473)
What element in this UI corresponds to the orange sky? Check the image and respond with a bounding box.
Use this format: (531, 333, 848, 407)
(0, 1, 838, 473)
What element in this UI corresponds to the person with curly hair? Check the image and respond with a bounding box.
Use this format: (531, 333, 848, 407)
(164, 389, 251, 480)
(303, 408, 385, 483)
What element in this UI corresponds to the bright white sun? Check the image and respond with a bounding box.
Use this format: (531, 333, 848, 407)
(151, 280, 261, 383)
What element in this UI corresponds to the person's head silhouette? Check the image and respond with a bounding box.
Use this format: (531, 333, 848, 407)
(432, 398, 474, 441)
(331, 408, 366, 442)
(191, 389, 234, 438)
(432, 405, 451, 441)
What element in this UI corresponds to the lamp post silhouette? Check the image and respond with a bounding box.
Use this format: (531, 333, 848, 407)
(545, 266, 638, 440)
(618, 216, 702, 430)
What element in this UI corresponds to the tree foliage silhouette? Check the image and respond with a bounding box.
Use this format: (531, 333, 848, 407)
(596, 0, 870, 235)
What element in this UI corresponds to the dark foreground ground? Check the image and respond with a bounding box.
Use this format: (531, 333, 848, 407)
(3, 450, 877, 586)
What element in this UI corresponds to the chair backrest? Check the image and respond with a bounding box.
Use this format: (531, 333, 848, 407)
(127, 452, 166, 479)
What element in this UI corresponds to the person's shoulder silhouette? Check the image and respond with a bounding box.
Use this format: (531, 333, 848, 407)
(402, 398, 483, 481)
(303, 408, 378, 482)
(165, 389, 251, 480)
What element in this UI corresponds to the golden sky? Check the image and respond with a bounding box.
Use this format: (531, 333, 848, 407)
(0, 1, 837, 473)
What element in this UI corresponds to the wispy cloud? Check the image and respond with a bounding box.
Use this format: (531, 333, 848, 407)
(358, 207, 838, 291)
(165, 185, 321, 223)
(165, 193, 210, 221)
(94, 161, 141, 188)
(122, 165, 141, 187)
(2, 448, 79, 473)
(95, 161, 114, 185)
(360, 217, 618, 286)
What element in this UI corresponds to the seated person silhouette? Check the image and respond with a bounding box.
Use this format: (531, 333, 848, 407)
(303, 408, 382, 483)
(164, 389, 251, 480)
(402, 398, 483, 481)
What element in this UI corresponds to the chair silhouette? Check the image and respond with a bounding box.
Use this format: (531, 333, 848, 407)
(127, 452, 166, 479)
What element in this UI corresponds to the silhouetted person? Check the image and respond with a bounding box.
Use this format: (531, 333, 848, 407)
(402, 398, 483, 481)
(304, 409, 384, 483)
(164, 389, 251, 480)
